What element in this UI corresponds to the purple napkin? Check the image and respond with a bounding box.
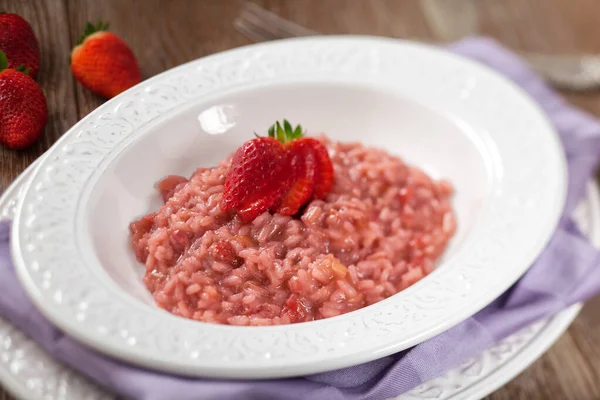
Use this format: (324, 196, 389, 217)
(2, 37, 600, 400)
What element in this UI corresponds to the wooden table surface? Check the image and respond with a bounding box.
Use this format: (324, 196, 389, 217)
(2, 1, 600, 399)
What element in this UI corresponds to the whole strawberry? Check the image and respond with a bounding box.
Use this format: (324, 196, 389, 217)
(0, 13, 40, 78)
(0, 51, 47, 149)
(70, 20, 141, 98)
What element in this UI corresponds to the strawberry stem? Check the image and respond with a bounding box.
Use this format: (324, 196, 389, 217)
(0, 51, 31, 74)
(15, 65, 31, 75)
(275, 121, 286, 142)
(293, 124, 302, 138)
(268, 120, 305, 144)
(283, 120, 293, 136)
(0, 50, 6, 71)
(77, 18, 110, 45)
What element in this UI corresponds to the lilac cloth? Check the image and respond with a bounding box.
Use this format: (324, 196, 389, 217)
(2, 37, 600, 400)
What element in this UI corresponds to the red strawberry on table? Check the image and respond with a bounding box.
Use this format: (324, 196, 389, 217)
(0, 50, 47, 150)
(221, 120, 335, 222)
(70, 20, 141, 98)
(0, 13, 40, 78)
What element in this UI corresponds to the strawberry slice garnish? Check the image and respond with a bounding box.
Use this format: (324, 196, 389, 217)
(221, 136, 289, 222)
(210, 240, 243, 267)
(295, 137, 333, 200)
(274, 139, 317, 216)
(282, 294, 311, 322)
(237, 195, 280, 222)
(221, 120, 334, 222)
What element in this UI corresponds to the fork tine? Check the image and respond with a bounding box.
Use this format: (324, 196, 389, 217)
(243, 3, 319, 36)
(238, 10, 297, 40)
(239, 2, 319, 40)
(234, 18, 282, 43)
(234, 13, 297, 43)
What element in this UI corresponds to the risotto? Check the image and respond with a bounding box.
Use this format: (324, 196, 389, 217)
(130, 136, 456, 326)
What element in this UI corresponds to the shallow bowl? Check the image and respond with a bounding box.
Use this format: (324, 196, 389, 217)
(11, 36, 566, 378)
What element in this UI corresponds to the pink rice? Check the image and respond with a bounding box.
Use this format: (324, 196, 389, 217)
(130, 136, 456, 326)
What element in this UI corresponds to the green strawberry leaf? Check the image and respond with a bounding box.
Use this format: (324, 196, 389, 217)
(0, 50, 7, 71)
(276, 121, 286, 142)
(283, 119, 293, 140)
(77, 19, 109, 45)
(293, 124, 303, 139)
(96, 19, 109, 31)
(267, 120, 305, 143)
(15, 65, 31, 75)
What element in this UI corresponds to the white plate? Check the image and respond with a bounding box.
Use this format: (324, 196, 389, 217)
(10, 36, 566, 378)
(0, 158, 590, 400)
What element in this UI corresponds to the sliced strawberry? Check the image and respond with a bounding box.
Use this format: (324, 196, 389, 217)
(237, 195, 280, 222)
(221, 120, 335, 223)
(296, 138, 334, 200)
(275, 140, 317, 216)
(221, 137, 289, 219)
(282, 294, 311, 322)
(210, 240, 243, 267)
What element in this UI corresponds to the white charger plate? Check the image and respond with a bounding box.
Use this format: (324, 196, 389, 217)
(0, 157, 591, 400)
(10, 36, 566, 378)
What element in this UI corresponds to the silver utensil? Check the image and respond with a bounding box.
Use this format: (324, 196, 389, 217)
(234, 2, 600, 91)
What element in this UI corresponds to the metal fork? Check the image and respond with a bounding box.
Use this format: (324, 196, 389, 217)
(234, 2, 600, 91)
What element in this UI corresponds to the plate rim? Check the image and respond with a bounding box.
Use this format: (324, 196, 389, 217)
(10, 35, 567, 377)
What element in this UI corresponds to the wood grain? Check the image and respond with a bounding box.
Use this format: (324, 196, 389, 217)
(65, 0, 252, 119)
(0, 0, 78, 191)
(1, 1, 600, 399)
